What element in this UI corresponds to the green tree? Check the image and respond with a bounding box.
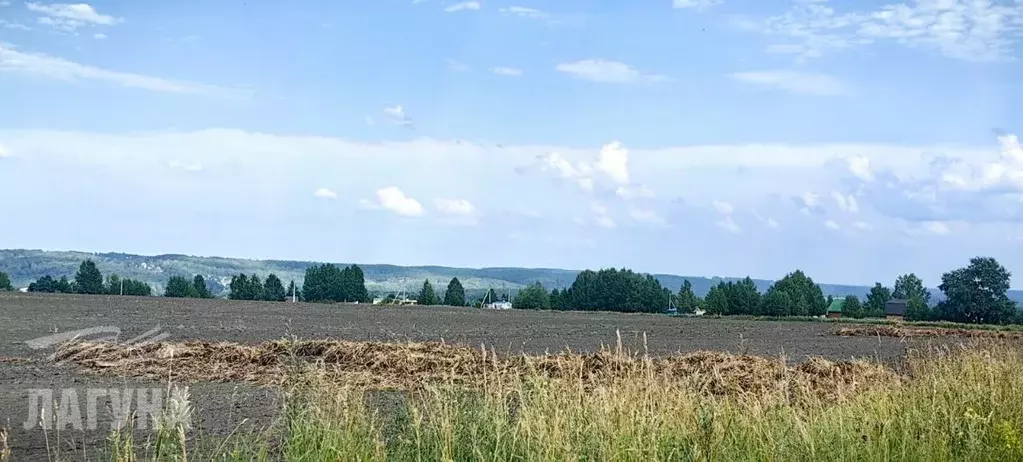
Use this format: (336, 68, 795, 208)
(704, 283, 730, 315)
(193, 275, 212, 299)
(893, 273, 931, 305)
(936, 257, 1017, 324)
(229, 274, 250, 300)
(759, 288, 792, 317)
(864, 283, 892, 318)
(56, 276, 72, 293)
(302, 264, 337, 302)
(549, 288, 568, 310)
(105, 274, 122, 295)
(417, 279, 438, 305)
(0, 271, 12, 291)
(565, 268, 668, 313)
(340, 265, 370, 303)
(248, 275, 264, 301)
(121, 279, 152, 296)
(905, 296, 931, 321)
(676, 279, 701, 314)
(769, 270, 827, 317)
(514, 282, 550, 309)
(842, 295, 862, 318)
(262, 273, 287, 301)
(729, 277, 761, 315)
(74, 259, 105, 295)
(28, 275, 56, 293)
(165, 276, 198, 298)
(443, 277, 466, 306)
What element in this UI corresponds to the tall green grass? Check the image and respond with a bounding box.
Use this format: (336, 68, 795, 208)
(106, 342, 1023, 461)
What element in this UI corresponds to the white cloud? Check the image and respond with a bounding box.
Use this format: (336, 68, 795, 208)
(531, 142, 635, 192)
(535, 151, 592, 191)
(500, 6, 549, 19)
(730, 70, 849, 96)
(12, 128, 1023, 286)
(0, 144, 9, 158)
(832, 191, 859, 213)
(717, 216, 741, 234)
(491, 67, 523, 76)
(746, 1, 1023, 62)
(27, 2, 121, 31)
(847, 155, 873, 181)
(0, 44, 245, 98)
(446, 59, 469, 71)
(615, 185, 655, 199)
(444, 1, 480, 12)
(629, 208, 665, 225)
(853, 221, 873, 232)
(556, 60, 670, 84)
(999, 133, 1023, 162)
(434, 198, 475, 215)
(712, 200, 734, 215)
(376, 187, 424, 217)
(383, 105, 413, 127)
(92, 33, 106, 40)
(797, 190, 824, 214)
(0, 19, 31, 30)
(824, 220, 840, 230)
(0, 1, 11, 6)
(314, 188, 338, 200)
(673, 0, 722, 10)
(596, 141, 629, 184)
(752, 211, 781, 230)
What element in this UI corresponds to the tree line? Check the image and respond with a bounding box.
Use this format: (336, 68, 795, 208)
(0, 271, 13, 291)
(494, 257, 1022, 326)
(12, 256, 1023, 325)
(26, 259, 152, 296)
(301, 263, 369, 303)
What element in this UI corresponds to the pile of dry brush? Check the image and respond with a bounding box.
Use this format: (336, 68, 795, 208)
(836, 325, 1023, 339)
(53, 335, 898, 404)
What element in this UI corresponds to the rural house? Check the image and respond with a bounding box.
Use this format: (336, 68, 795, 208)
(886, 299, 909, 321)
(827, 298, 845, 318)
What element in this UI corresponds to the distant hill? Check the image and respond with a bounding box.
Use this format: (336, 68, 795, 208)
(3, 249, 1023, 303)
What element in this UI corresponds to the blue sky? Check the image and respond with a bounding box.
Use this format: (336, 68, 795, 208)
(2, 0, 1023, 287)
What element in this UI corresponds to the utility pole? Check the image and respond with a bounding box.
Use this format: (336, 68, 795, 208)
(120, 278, 124, 296)
(291, 281, 296, 303)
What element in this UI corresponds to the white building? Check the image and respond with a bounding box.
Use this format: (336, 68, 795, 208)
(484, 301, 513, 310)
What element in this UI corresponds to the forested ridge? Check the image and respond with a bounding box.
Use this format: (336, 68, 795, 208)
(6, 254, 1023, 325)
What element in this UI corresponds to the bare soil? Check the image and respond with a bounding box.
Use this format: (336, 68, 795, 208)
(0, 292, 955, 460)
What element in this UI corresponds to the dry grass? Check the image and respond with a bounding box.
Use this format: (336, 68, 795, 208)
(73, 338, 1023, 460)
(0, 427, 9, 462)
(837, 325, 1023, 339)
(0, 356, 33, 365)
(55, 336, 897, 404)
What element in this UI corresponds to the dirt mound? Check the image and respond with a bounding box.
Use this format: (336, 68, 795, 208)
(836, 325, 1023, 339)
(55, 339, 898, 402)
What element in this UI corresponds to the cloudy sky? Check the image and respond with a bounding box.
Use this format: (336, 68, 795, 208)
(1, 0, 1023, 286)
